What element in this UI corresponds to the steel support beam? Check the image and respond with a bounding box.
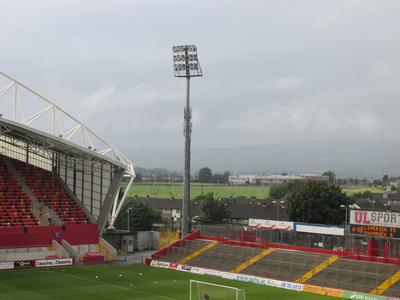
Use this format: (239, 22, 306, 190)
(97, 168, 124, 233)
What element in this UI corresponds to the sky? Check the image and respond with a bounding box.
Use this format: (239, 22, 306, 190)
(1, 0, 400, 161)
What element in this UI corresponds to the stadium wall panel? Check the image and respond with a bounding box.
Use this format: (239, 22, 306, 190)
(0, 224, 99, 248)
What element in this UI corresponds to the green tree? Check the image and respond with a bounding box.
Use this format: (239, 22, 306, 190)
(198, 193, 231, 224)
(322, 170, 336, 184)
(286, 181, 348, 225)
(199, 167, 212, 183)
(223, 171, 231, 184)
(382, 174, 390, 186)
(114, 200, 162, 231)
(269, 180, 303, 199)
(134, 173, 142, 183)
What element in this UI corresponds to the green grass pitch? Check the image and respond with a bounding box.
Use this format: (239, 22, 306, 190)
(127, 183, 384, 200)
(0, 264, 341, 300)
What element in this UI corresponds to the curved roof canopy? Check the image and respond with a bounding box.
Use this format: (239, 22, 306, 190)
(0, 70, 135, 229)
(0, 70, 134, 177)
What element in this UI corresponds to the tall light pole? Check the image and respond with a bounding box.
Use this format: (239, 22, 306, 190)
(172, 45, 203, 236)
(127, 207, 132, 232)
(273, 200, 286, 220)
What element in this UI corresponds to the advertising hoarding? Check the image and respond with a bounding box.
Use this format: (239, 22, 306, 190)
(35, 258, 73, 268)
(248, 219, 294, 231)
(350, 211, 400, 228)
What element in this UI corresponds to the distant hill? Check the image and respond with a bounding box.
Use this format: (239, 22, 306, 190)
(126, 139, 400, 178)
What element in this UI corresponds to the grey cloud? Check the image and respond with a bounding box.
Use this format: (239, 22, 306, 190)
(1, 0, 400, 171)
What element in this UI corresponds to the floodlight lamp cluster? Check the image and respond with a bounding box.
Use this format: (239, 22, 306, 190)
(172, 44, 203, 78)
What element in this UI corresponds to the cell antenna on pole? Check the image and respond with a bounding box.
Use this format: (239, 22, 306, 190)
(172, 45, 203, 236)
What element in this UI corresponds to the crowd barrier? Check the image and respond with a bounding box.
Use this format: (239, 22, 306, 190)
(149, 259, 400, 300)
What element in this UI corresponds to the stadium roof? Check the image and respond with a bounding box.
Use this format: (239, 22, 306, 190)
(0, 70, 134, 176)
(0, 117, 126, 169)
(0, 69, 135, 229)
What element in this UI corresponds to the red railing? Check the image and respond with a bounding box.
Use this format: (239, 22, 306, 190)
(149, 230, 201, 262)
(198, 234, 400, 266)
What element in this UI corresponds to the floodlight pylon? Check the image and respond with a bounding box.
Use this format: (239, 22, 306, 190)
(172, 45, 203, 236)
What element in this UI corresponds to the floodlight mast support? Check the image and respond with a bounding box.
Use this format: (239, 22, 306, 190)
(172, 45, 202, 237)
(183, 51, 191, 237)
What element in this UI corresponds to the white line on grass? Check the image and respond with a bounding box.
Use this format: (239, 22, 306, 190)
(49, 270, 178, 300)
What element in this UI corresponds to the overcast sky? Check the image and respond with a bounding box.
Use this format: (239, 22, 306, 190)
(1, 0, 399, 158)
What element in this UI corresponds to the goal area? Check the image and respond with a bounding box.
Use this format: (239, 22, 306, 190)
(190, 280, 246, 300)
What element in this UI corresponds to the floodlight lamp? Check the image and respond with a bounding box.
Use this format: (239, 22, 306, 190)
(172, 44, 203, 78)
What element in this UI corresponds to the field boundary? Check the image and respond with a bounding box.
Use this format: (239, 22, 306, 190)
(150, 260, 400, 300)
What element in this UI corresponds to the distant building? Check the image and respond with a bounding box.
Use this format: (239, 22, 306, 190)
(228, 174, 329, 185)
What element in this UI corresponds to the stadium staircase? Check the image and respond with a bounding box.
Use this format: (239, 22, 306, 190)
(0, 157, 39, 227)
(241, 249, 332, 282)
(370, 270, 400, 296)
(384, 276, 400, 297)
(178, 241, 218, 264)
(159, 240, 211, 263)
(295, 255, 339, 283)
(12, 158, 90, 225)
(2, 156, 55, 226)
(231, 248, 274, 273)
(187, 244, 264, 272)
(96, 238, 117, 262)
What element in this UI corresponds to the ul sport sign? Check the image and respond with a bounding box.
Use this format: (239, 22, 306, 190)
(350, 210, 400, 228)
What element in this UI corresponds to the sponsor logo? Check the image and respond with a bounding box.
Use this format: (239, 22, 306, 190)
(249, 219, 294, 231)
(303, 284, 343, 297)
(203, 269, 222, 277)
(179, 265, 192, 271)
(0, 261, 14, 270)
(35, 259, 73, 268)
(343, 291, 386, 300)
(14, 260, 34, 269)
(169, 263, 178, 270)
(350, 210, 400, 228)
(150, 261, 170, 269)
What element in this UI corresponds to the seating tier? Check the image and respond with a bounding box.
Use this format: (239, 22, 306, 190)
(13, 160, 89, 225)
(0, 160, 38, 227)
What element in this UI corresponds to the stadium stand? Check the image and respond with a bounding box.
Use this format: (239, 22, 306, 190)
(152, 231, 400, 297)
(232, 248, 274, 273)
(241, 249, 332, 282)
(187, 244, 264, 272)
(12, 158, 89, 225)
(160, 239, 211, 262)
(0, 158, 38, 227)
(385, 276, 400, 297)
(0, 71, 132, 267)
(307, 258, 399, 293)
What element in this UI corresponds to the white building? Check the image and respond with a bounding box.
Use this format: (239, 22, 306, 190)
(228, 174, 329, 185)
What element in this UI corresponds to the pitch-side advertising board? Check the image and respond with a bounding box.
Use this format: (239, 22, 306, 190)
(35, 258, 73, 268)
(150, 260, 400, 300)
